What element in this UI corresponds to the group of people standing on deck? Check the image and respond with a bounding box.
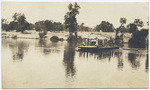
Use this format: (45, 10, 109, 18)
(82, 34, 124, 47)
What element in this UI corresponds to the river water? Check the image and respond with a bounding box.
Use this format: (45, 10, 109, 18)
(2, 38, 149, 88)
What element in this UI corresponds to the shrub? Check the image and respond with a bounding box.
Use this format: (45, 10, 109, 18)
(50, 36, 59, 42)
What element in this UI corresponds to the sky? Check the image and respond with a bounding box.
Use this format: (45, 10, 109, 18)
(1, 2, 149, 28)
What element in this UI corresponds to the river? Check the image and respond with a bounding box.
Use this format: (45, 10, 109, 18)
(2, 38, 149, 88)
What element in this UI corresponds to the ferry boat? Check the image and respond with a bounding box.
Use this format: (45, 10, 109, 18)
(78, 38, 119, 52)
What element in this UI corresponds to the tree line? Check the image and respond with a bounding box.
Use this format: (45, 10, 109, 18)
(2, 13, 65, 32)
(2, 14, 92, 33)
(2, 13, 148, 34)
(94, 18, 148, 33)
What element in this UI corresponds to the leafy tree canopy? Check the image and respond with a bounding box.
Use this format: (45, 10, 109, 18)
(95, 21, 115, 32)
(64, 2, 80, 36)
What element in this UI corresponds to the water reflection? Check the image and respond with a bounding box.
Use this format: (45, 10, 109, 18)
(79, 50, 115, 60)
(146, 54, 149, 72)
(2, 38, 149, 88)
(79, 50, 124, 69)
(2, 38, 9, 48)
(8, 39, 29, 61)
(63, 40, 77, 78)
(128, 53, 140, 69)
(37, 39, 60, 55)
(115, 51, 123, 69)
(3, 38, 148, 72)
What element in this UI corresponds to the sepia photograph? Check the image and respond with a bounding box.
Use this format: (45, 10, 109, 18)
(1, 1, 149, 88)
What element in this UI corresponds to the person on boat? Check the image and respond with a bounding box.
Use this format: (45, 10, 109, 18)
(95, 37, 99, 46)
(87, 38, 90, 46)
(90, 39, 96, 46)
(98, 39, 103, 47)
(82, 41, 85, 46)
(86, 36, 90, 46)
(104, 39, 108, 47)
(108, 37, 114, 47)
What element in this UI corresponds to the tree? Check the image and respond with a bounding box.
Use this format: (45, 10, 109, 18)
(44, 20, 53, 31)
(9, 21, 18, 30)
(128, 30, 147, 48)
(128, 19, 148, 48)
(127, 19, 144, 33)
(53, 22, 64, 31)
(34, 20, 47, 38)
(120, 18, 126, 26)
(81, 23, 84, 27)
(2, 18, 9, 31)
(11, 13, 30, 33)
(127, 23, 137, 33)
(35, 20, 64, 32)
(134, 19, 144, 27)
(64, 3, 80, 37)
(116, 26, 128, 33)
(35, 21, 46, 31)
(29, 23, 35, 30)
(95, 21, 114, 32)
(78, 23, 90, 32)
(2, 18, 8, 24)
(116, 18, 126, 36)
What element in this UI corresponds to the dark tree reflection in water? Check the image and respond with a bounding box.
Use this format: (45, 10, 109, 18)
(8, 39, 29, 61)
(146, 54, 149, 72)
(37, 39, 60, 55)
(128, 53, 140, 69)
(114, 51, 123, 70)
(79, 50, 123, 69)
(63, 40, 77, 78)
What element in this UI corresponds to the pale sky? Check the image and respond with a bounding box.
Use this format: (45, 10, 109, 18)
(1, 2, 149, 28)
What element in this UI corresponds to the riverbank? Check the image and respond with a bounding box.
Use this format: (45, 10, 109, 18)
(1, 30, 132, 42)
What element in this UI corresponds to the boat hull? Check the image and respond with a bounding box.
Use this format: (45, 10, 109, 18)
(78, 46, 119, 52)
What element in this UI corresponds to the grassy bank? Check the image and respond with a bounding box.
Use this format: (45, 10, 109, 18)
(1, 30, 131, 42)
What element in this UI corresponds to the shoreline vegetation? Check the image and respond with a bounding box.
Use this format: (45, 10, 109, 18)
(2, 2, 149, 48)
(1, 30, 132, 43)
